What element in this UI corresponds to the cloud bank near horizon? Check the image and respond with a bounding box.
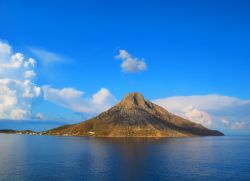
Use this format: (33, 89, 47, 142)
(42, 86, 117, 114)
(154, 95, 250, 131)
(0, 41, 42, 120)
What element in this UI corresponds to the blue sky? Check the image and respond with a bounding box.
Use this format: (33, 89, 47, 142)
(0, 0, 250, 134)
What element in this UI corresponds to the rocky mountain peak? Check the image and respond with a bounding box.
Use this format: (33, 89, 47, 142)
(119, 92, 154, 110)
(123, 92, 144, 104)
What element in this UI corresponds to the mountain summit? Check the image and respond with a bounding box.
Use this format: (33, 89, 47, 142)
(45, 92, 223, 137)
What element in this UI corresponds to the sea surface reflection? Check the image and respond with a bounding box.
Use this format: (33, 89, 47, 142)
(0, 135, 249, 181)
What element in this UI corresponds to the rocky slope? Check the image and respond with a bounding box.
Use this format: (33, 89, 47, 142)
(45, 92, 223, 137)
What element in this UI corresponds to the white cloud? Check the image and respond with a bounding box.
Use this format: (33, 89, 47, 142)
(154, 95, 250, 112)
(29, 47, 68, 65)
(42, 86, 117, 114)
(154, 95, 250, 130)
(0, 41, 42, 120)
(221, 119, 230, 126)
(182, 106, 212, 127)
(24, 70, 36, 79)
(92, 88, 117, 113)
(230, 121, 246, 130)
(115, 50, 147, 73)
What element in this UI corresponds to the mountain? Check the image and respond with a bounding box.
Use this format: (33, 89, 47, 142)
(45, 92, 223, 137)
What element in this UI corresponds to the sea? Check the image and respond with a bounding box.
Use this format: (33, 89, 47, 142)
(0, 134, 249, 181)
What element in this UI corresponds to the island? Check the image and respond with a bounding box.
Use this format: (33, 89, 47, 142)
(0, 92, 224, 137)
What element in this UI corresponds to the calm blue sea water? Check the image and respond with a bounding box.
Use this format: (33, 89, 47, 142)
(0, 135, 249, 181)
